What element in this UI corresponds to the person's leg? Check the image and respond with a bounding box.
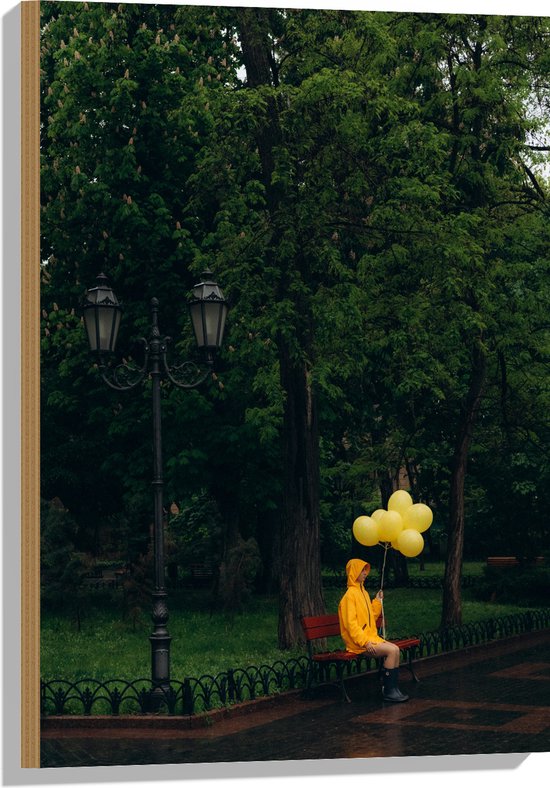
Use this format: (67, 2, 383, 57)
(366, 641, 400, 669)
(365, 642, 408, 702)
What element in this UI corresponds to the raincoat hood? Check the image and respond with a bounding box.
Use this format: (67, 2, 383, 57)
(345, 558, 370, 588)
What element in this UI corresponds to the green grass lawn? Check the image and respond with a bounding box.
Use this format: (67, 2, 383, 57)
(41, 578, 537, 683)
(407, 560, 485, 577)
(42, 592, 295, 682)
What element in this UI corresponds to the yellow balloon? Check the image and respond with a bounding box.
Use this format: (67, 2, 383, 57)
(371, 509, 386, 522)
(352, 516, 380, 547)
(378, 510, 403, 542)
(397, 529, 424, 557)
(402, 503, 433, 533)
(387, 490, 413, 516)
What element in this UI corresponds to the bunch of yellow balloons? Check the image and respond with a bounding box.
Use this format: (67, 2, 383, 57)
(352, 490, 433, 558)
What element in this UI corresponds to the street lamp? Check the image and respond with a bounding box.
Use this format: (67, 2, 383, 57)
(83, 270, 228, 700)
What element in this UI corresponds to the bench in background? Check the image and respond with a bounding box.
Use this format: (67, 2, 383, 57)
(189, 563, 214, 587)
(487, 556, 545, 568)
(301, 613, 420, 703)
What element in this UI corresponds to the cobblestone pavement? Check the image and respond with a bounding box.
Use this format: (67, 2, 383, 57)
(41, 630, 550, 768)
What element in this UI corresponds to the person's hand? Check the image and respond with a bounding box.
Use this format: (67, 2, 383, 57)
(375, 590, 384, 600)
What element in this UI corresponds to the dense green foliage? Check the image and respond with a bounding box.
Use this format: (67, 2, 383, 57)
(40, 4, 549, 640)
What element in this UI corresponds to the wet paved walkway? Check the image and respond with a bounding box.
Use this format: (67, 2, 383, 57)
(41, 630, 550, 768)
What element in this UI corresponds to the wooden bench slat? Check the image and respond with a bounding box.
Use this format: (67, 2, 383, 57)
(302, 614, 338, 628)
(313, 651, 356, 662)
(392, 637, 421, 649)
(487, 556, 545, 567)
(302, 624, 341, 639)
(487, 557, 520, 566)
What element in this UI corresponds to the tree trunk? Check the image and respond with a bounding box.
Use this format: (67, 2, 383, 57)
(236, 8, 282, 213)
(441, 340, 487, 628)
(212, 482, 242, 608)
(236, 8, 325, 647)
(278, 344, 325, 648)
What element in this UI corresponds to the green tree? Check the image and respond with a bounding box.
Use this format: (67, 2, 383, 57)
(40, 0, 241, 552)
(40, 5, 549, 650)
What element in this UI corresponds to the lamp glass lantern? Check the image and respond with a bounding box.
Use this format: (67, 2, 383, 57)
(83, 273, 122, 354)
(189, 270, 228, 353)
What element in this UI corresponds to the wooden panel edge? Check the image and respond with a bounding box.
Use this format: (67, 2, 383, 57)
(21, 0, 41, 770)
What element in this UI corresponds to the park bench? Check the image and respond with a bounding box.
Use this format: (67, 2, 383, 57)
(189, 562, 214, 587)
(82, 568, 103, 579)
(301, 612, 420, 703)
(486, 556, 545, 568)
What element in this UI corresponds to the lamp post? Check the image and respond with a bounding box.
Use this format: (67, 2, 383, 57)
(83, 271, 228, 699)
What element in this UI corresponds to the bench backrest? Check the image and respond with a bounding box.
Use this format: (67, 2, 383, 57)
(487, 556, 519, 566)
(301, 612, 384, 643)
(487, 556, 544, 567)
(301, 614, 341, 641)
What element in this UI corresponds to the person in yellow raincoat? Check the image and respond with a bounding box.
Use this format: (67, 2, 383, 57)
(338, 557, 408, 702)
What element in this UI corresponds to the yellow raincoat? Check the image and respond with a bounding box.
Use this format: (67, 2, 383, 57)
(338, 558, 384, 654)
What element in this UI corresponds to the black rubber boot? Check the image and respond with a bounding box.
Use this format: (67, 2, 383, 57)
(382, 667, 409, 702)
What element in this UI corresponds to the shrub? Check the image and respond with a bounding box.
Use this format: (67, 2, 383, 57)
(476, 564, 550, 606)
(166, 491, 223, 574)
(40, 497, 93, 630)
(217, 535, 262, 613)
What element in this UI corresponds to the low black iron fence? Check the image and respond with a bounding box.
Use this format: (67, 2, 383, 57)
(416, 608, 549, 656)
(41, 657, 310, 717)
(41, 608, 549, 718)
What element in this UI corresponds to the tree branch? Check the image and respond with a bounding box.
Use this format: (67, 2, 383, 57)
(521, 160, 547, 200)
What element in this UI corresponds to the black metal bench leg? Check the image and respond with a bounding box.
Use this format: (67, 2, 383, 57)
(302, 649, 317, 699)
(303, 663, 314, 698)
(406, 649, 420, 682)
(337, 664, 352, 703)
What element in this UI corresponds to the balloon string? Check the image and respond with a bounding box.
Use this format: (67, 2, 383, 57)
(379, 542, 388, 640)
(380, 541, 388, 590)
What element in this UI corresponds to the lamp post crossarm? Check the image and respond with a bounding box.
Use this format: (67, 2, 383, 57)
(161, 337, 213, 390)
(97, 337, 150, 391)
